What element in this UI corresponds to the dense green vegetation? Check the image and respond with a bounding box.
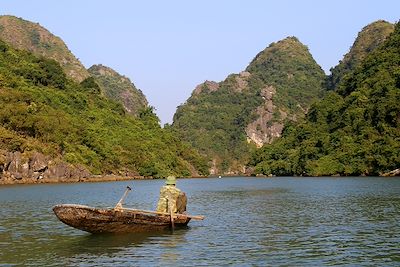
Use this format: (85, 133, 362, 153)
(0, 15, 89, 82)
(173, 78, 262, 173)
(0, 40, 209, 178)
(246, 37, 326, 111)
(88, 64, 148, 115)
(173, 37, 325, 173)
(250, 22, 400, 176)
(2, 14, 397, 178)
(326, 20, 394, 90)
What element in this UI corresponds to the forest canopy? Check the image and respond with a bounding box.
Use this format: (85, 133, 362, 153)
(0, 40, 209, 178)
(249, 22, 400, 176)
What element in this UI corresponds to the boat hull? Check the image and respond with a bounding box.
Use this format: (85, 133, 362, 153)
(53, 204, 191, 234)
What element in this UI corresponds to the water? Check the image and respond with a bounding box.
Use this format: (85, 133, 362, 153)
(0, 177, 399, 266)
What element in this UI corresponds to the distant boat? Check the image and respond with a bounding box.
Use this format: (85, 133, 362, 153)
(218, 175, 222, 178)
(53, 187, 204, 234)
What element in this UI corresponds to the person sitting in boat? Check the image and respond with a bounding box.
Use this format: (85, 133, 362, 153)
(156, 176, 187, 214)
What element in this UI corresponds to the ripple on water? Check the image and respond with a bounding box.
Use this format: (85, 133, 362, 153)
(0, 177, 399, 266)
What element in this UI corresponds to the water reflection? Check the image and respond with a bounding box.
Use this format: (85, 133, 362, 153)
(62, 232, 170, 255)
(0, 177, 399, 266)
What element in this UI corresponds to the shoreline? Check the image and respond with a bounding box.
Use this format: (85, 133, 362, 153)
(1, 173, 399, 186)
(0, 174, 215, 186)
(0, 174, 153, 186)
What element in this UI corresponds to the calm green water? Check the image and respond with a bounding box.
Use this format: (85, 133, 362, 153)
(0, 177, 399, 266)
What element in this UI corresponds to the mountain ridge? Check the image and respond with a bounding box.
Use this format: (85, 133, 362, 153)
(173, 36, 325, 174)
(0, 15, 89, 82)
(88, 64, 148, 116)
(250, 21, 400, 176)
(327, 20, 394, 90)
(0, 36, 209, 184)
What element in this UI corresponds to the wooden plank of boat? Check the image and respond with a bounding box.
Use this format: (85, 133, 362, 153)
(116, 207, 205, 220)
(53, 204, 204, 234)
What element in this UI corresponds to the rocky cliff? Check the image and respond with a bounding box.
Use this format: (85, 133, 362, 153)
(244, 37, 324, 147)
(88, 64, 148, 115)
(250, 21, 400, 176)
(173, 36, 325, 174)
(0, 150, 90, 184)
(0, 15, 89, 82)
(245, 85, 286, 147)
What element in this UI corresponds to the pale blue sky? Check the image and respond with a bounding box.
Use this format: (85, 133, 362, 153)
(1, 0, 399, 124)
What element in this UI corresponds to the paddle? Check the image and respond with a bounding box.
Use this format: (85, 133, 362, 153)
(169, 196, 175, 231)
(115, 186, 132, 209)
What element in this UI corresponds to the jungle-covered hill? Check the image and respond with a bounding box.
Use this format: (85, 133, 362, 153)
(250, 21, 400, 176)
(0, 15, 89, 82)
(1, 14, 397, 181)
(88, 64, 148, 116)
(327, 20, 394, 90)
(172, 37, 325, 174)
(0, 39, 209, 183)
(0, 15, 148, 117)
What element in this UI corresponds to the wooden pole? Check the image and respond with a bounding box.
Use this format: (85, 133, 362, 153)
(114, 186, 132, 209)
(169, 198, 175, 231)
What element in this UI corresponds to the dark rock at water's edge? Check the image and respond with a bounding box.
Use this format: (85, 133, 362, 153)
(0, 150, 91, 184)
(0, 150, 153, 185)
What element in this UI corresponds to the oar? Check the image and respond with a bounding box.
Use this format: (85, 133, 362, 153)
(169, 197, 175, 231)
(115, 186, 132, 209)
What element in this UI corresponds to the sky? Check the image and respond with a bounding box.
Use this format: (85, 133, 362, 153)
(1, 0, 399, 125)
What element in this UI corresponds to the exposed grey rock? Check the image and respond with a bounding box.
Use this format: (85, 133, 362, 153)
(6, 151, 30, 178)
(245, 85, 286, 147)
(13, 172, 22, 180)
(193, 80, 220, 95)
(0, 150, 90, 184)
(233, 74, 249, 93)
(29, 152, 48, 172)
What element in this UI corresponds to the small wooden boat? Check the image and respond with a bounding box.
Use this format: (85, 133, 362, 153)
(53, 186, 204, 234)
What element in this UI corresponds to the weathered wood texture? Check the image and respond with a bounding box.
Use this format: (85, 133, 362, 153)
(53, 204, 191, 234)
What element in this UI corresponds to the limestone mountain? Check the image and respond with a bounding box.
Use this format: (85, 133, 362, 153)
(327, 20, 394, 90)
(173, 37, 325, 174)
(245, 37, 326, 146)
(0, 15, 89, 82)
(88, 64, 148, 115)
(250, 21, 400, 176)
(0, 38, 209, 184)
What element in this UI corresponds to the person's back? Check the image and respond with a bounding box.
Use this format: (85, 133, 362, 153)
(156, 176, 187, 214)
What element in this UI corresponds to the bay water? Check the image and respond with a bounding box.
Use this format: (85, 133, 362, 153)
(0, 177, 399, 266)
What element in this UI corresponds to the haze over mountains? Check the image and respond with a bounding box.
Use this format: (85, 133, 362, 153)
(0, 15, 398, 183)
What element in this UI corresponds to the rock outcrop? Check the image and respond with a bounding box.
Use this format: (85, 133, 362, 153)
(382, 169, 400, 177)
(0, 150, 90, 184)
(193, 80, 220, 95)
(173, 36, 325, 174)
(245, 86, 286, 147)
(88, 64, 148, 115)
